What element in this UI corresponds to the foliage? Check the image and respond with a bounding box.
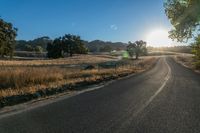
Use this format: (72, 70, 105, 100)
(0, 18, 17, 58)
(35, 46, 43, 53)
(47, 39, 63, 58)
(47, 34, 88, 58)
(127, 40, 147, 59)
(164, 0, 200, 42)
(164, 0, 200, 69)
(192, 35, 200, 69)
(24, 44, 34, 51)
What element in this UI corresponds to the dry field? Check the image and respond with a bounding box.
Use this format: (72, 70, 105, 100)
(0, 55, 157, 101)
(0, 55, 117, 67)
(174, 54, 195, 69)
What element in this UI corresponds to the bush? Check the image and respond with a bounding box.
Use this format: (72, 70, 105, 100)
(194, 61, 200, 70)
(192, 35, 200, 69)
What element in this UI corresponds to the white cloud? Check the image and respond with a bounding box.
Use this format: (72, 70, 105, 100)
(110, 24, 118, 30)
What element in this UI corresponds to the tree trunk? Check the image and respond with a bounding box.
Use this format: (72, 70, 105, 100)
(135, 53, 139, 60)
(70, 52, 73, 57)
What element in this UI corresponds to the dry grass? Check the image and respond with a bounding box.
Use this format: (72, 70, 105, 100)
(174, 54, 200, 73)
(174, 55, 196, 69)
(0, 56, 157, 98)
(0, 55, 117, 66)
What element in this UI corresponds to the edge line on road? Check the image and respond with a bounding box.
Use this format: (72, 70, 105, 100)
(116, 58, 172, 133)
(114, 57, 172, 133)
(135, 57, 171, 116)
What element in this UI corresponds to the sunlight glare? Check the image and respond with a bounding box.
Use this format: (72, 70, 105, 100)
(146, 28, 172, 47)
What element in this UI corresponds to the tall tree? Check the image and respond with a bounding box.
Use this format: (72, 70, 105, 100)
(61, 34, 85, 57)
(127, 40, 147, 59)
(164, 0, 200, 68)
(47, 34, 88, 58)
(0, 18, 17, 58)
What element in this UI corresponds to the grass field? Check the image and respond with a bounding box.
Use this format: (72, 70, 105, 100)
(0, 55, 157, 106)
(0, 55, 117, 66)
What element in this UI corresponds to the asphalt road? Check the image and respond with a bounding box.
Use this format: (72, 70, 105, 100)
(1, 57, 200, 133)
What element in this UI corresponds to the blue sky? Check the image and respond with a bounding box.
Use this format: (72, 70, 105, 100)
(0, 0, 173, 44)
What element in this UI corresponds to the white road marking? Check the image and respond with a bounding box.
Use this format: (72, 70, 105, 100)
(134, 57, 171, 116)
(116, 58, 172, 132)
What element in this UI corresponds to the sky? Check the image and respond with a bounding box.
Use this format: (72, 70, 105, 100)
(0, 0, 182, 46)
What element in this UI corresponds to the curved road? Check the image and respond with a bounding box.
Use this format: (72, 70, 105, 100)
(1, 57, 200, 133)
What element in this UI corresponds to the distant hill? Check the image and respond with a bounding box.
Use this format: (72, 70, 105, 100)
(84, 40, 127, 52)
(16, 38, 127, 53)
(15, 37, 52, 52)
(16, 37, 191, 54)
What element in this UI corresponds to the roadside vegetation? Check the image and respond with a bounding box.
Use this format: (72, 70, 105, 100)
(173, 54, 199, 72)
(192, 36, 200, 69)
(164, 0, 200, 70)
(0, 55, 157, 107)
(0, 55, 117, 66)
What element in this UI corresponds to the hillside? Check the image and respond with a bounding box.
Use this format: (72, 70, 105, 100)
(16, 38, 127, 53)
(84, 40, 127, 52)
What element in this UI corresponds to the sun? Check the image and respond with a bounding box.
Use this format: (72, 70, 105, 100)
(146, 28, 172, 47)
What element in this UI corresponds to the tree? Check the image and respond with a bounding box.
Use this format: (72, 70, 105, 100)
(127, 40, 147, 59)
(164, 0, 200, 42)
(47, 38, 63, 58)
(164, 0, 200, 69)
(46, 42, 54, 58)
(192, 35, 200, 69)
(46, 34, 88, 58)
(0, 18, 17, 58)
(24, 44, 34, 51)
(35, 46, 43, 53)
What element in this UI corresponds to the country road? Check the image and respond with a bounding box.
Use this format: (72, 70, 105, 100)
(0, 57, 200, 133)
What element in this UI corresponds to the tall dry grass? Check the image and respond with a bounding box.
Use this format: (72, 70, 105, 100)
(0, 55, 117, 66)
(0, 57, 157, 98)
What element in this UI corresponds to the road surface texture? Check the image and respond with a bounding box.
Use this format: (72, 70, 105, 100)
(1, 57, 200, 133)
